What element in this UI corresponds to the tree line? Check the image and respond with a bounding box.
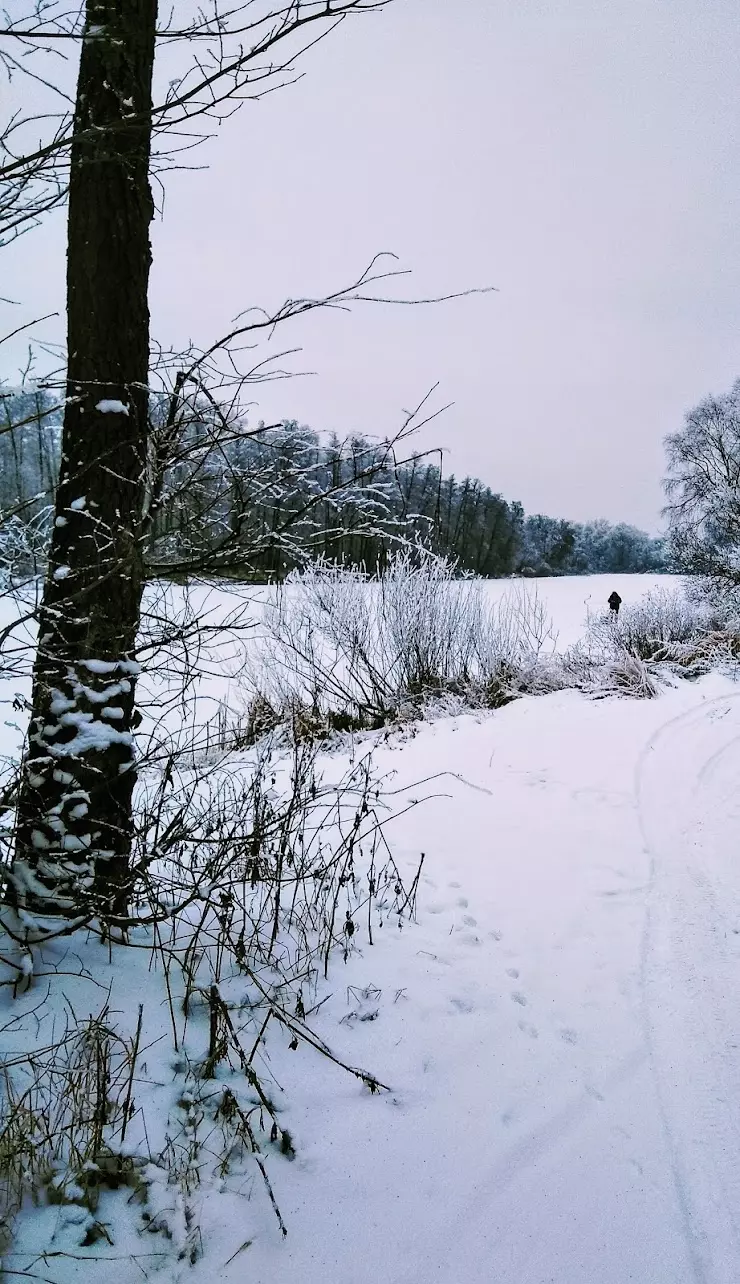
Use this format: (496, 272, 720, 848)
(0, 385, 666, 581)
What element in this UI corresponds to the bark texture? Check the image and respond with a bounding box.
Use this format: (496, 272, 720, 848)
(11, 0, 157, 921)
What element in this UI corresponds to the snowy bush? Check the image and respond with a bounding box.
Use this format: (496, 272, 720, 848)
(0, 561, 426, 1257)
(611, 587, 712, 660)
(582, 586, 740, 682)
(0, 507, 53, 588)
(237, 560, 715, 737)
(0, 729, 421, 1258)
(238, 553, 559, 737)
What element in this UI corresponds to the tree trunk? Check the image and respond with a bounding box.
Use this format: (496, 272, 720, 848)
(10, 0, 157, 923)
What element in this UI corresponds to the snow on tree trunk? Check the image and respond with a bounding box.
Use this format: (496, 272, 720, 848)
(10, 0, 157, 922)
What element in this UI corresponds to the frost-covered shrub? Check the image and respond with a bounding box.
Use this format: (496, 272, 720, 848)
(233, 567, 740, 741)
(584, 586, 740, 676)
(611, 587, 711, 660)
(598, 650, 660, 699)
(0, 735, 415, 1258)
(0, 508, 52, 587)
(240, 553, 558, 735)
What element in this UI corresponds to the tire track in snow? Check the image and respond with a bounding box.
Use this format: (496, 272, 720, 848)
(393, 1047, 649, 1284)
(637, 692, 740, 1284)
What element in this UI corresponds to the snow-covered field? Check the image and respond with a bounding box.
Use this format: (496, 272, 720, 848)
(6, 572, 740, 1283)
(498, 571, 674, 647)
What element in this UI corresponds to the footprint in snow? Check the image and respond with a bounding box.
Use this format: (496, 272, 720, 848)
(450, 997, 476, 1014)
(459, 931, 482, 947)
(518, 1021, 539, 1039)
(448, 881, 462, 889)
(511, 991, 528, 1006)
(462, 914, 477, 927)
(488, 930, 503, 942)
(559, 1027, 578, 1045)
(506, 967, 519, 979)
(456, 896, 469, 908)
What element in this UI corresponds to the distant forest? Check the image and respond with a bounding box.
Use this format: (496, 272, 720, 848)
(1, 387, 666, 579)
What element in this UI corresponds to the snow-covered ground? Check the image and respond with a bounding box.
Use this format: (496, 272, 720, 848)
(7, 572, 740, 1282)
(183, 671, 738, 1284)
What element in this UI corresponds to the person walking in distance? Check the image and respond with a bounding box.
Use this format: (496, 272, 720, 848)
(608, 590, 622, 616)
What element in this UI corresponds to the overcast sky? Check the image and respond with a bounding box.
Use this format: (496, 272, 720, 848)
(4, 0, 740, 532)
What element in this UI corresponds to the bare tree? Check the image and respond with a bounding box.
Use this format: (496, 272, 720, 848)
(1, 0, 399, 924)
(664, 378, 740, 600)
(0, 2, 391, 245)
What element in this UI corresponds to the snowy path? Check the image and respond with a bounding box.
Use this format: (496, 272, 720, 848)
(639, 692, 740, 1284)
(219, 676, 740, 1284)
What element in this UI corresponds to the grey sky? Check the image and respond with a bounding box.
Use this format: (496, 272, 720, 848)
(4, 0, 740, 532)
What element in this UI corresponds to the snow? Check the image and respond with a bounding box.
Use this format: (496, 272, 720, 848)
(79, 658, 117, 675)
(49, 691, 75, 716)
(5, 672, 740, 1280)
(94, 400, 129, 416)
(48, 715, 133, 758)
(6, 573, 740, 1281)
(194, 674, 738, 1284)
(52, 565, 71, 581)
(73, 680, 126, 704)
(60, 833, 91, 852)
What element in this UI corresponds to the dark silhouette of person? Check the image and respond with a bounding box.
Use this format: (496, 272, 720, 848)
(608, 590, 622, 615)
